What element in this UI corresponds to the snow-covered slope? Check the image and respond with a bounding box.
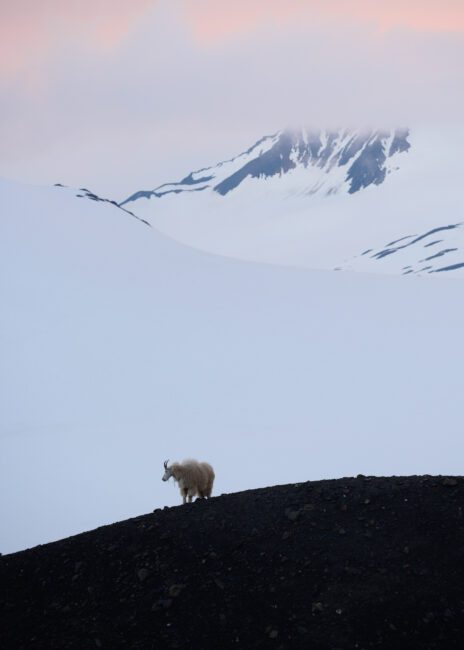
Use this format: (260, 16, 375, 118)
(2, 176, 464, 554)
(122, 128, 410, 203)
(342, 222, 464, 276)
(121, 126, 464, 276)
(57, 182, 150, 226)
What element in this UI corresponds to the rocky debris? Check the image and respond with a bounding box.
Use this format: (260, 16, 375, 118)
(137, 568, 150, 582)
(2, 475, 464, 649)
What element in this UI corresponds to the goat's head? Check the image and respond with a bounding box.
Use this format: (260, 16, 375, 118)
(162, 459, 173, 482)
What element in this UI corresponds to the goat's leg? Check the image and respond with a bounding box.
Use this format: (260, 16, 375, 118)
(188, 494, 193, 503)
(182, 488, 188, 504)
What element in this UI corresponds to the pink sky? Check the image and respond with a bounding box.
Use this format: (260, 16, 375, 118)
(0, 1, 152, 79)
(0, 2, 462, 197)
(185, 1, 464, 43)
(2, 1, 462, 78)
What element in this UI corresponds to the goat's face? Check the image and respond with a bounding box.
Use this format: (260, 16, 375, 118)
(162, 459, 173, 482)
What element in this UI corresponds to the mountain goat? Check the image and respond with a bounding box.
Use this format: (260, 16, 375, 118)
(162, 459, 215, 504)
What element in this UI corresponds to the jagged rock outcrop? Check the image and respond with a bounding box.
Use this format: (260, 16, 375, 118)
(121, 128, 410, 206)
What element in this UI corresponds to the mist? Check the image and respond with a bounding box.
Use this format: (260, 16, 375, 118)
(0, 2, 462, 198)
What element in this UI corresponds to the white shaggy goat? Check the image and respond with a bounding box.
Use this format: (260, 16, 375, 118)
(162, 459, 215, 504)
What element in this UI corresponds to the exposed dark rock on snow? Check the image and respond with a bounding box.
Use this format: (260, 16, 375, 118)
(54, 183, 151, 226)
(2, 475, 464, 649)
(343, 222, 464, 276)
(121, 128, 410, 206)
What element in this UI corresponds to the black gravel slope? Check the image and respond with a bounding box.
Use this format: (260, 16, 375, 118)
(2, 475, 464, 649)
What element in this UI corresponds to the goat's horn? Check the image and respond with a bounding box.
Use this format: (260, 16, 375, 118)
(164, 459, 169, 469)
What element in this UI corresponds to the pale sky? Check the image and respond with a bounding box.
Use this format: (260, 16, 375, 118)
(1, 1, 463, 199)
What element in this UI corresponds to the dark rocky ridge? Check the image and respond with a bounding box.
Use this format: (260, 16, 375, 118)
(121, 128, 410, 206)
(349, 222, 464, 275)
(2, 475, 464, 649)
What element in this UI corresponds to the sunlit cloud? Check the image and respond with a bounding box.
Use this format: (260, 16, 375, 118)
(0, 0, 153, 79)
(183, 0, 464, 45)
(0, 2, 462, 196)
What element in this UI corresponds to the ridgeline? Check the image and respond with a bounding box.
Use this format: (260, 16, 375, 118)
(2, 475, 464, 649)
